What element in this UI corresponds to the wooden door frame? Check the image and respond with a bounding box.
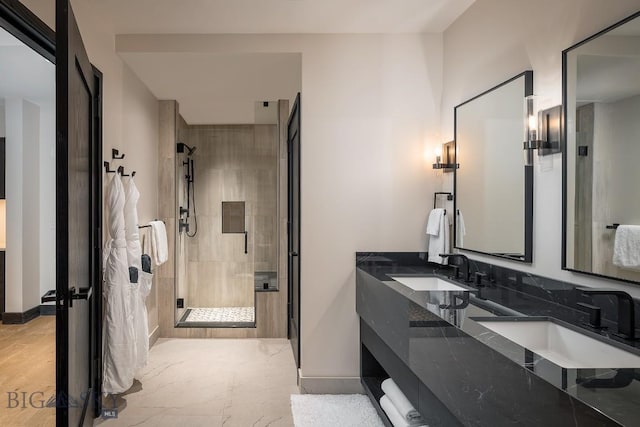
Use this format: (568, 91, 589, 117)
(91, 65, 103, 419)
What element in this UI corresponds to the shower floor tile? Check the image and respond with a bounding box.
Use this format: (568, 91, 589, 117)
(184, 307, 255, 323)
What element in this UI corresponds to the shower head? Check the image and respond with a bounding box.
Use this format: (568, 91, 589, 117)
(177, 142, 197, 156)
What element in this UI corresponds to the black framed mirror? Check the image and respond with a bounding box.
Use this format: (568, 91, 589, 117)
(454, 71, 534, 262)
(562, 11, 640, 284)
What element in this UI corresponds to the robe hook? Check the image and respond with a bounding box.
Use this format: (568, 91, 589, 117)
(112, 148, 125, 160)
(117, 165, 130, 177)
(104, 161, 116, 173)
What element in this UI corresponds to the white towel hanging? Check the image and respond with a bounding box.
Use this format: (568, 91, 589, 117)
(150, 220, 169, 266)
(426, 209, 449, 264)
(613, 225, 640, 270)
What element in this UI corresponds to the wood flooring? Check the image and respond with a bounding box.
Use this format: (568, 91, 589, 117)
(0, 316, 55, 426)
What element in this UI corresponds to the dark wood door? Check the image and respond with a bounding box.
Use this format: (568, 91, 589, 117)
(56, 0, 102, 424)
(287, 93, 301, 368)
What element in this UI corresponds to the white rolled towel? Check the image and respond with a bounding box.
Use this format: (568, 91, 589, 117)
(380, 395, 427, 427)
(149, 220, 168, 266)
(381, 378, 423, 423)
(613, 225, 640, 270)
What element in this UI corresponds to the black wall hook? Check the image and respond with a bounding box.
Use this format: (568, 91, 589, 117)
(112, 148, 125, 160)
(132, 171, 137, 177)
(117, 165, 130, 177)
(104, 161, 116, 173)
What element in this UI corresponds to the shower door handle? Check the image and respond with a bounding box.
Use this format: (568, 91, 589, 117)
(244, 231, 248, 254)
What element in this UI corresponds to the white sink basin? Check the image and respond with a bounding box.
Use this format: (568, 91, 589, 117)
(389, 276, 468, 292)
(476, 319, 640, 368)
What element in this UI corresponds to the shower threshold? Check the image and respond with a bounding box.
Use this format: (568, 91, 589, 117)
(176, 307, 256, 328)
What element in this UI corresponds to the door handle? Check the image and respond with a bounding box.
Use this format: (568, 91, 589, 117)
(289, 252, 298, 257)
(244, 231, 248, 254)
(41, 290, 57, 303)
(69, 286, 92, 308)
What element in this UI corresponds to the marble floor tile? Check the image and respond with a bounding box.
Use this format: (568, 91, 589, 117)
(96, 338, 298, 426)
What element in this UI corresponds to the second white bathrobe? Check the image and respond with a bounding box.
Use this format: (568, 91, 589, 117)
(103, 173, 136, 394)
(124, 177, 150, 375)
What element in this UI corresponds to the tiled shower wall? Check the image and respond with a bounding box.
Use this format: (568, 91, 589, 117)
(183, 124, 278, 309)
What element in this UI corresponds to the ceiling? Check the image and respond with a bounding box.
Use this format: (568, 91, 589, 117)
(106, 0, 475, 123)
(88, 0, 475, 34)
(121, 52, 301, 124)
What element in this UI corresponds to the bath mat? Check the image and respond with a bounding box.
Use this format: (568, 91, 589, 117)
(290, 394, 384, 427)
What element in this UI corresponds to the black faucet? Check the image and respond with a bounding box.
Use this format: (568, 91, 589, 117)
(439, 253, 470, 282)
(579, 288, 636, 340)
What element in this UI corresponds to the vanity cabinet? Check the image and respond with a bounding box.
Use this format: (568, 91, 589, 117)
(356, 253, 634, 426)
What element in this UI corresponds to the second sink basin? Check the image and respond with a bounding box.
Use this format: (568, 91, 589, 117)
(475, 318, 640, 369)
(389, 276, 468, 292)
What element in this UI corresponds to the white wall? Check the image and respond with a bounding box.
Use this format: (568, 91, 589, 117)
(4, 98, 41, 312)
(441, 0, 640, 297)
(38, 101, 56, 301)
(21, 0, 161, 334)
(117, 32, 442, 381)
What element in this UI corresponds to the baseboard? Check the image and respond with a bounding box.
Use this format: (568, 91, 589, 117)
(298, 374, 364, 394)
(39, 304, 56, 316)
(149, 325, 160, 348)
(2, 305, 40, 324)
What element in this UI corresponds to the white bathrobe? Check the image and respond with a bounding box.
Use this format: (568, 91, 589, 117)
(124, 177, 150, 375)
(103, 173, 136, 394)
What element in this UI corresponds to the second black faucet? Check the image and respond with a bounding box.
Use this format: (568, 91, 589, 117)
(439, 253, 471, 282)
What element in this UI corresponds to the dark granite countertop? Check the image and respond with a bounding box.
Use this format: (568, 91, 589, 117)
(356, 252, 640, 426)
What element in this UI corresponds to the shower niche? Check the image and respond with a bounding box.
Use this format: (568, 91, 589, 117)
(174, 112, 280, 328)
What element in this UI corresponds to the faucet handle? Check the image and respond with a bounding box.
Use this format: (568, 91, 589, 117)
(577, 302, 604, 329)
(450, 265, 460, 280)
(474, 272, 488, 287)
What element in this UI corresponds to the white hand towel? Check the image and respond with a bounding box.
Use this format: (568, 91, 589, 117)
(426, 208, 444, 236)
(427, 211, 449, 264)
(456, 210, 466, 247)
(613, 225, 640, 270)
(380, 395, 427, 427)
(150, 220, 168, 266)
(381, 378, 424, 423)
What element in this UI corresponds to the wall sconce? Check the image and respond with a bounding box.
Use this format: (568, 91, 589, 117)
(432, 141, 457, 172)
(523, 96, 563, 165)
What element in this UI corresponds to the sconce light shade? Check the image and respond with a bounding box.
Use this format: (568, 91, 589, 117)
(523, 95, 537, 166)
(523, 96, 563, 165)
(432, 141, 458, 172)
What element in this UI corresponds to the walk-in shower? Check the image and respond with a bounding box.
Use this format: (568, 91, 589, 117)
(174, 106, 279, 328)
